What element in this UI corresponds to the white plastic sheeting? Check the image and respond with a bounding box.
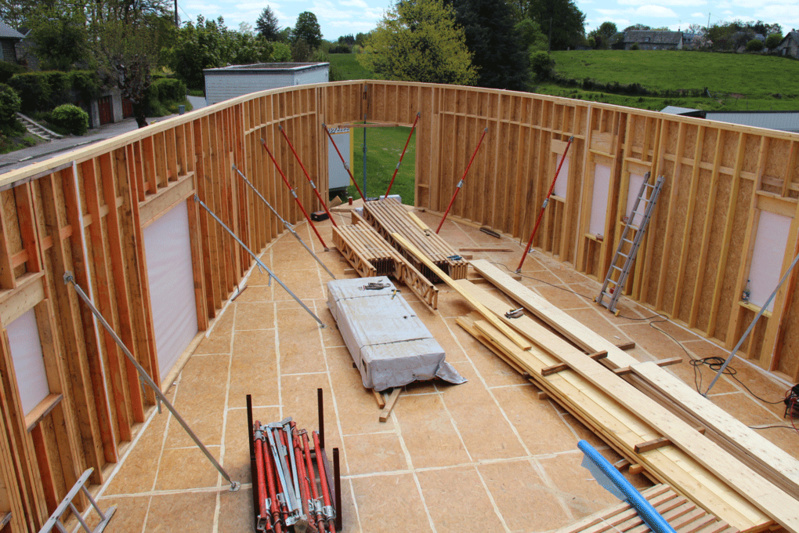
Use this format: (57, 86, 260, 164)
(552, 155, 570, 199)
(626, 173, 647, 227)
(143, 201, 199, 378)
(327, 277, 466, 391)
(7, 309, 49, 415)
(749, 210, 791, 312)
(589, 163, 612, 236)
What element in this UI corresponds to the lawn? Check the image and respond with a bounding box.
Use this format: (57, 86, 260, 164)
(538, 50, 799, 111)
(329, 53, 375, 81)
(349, 125, 416, 205)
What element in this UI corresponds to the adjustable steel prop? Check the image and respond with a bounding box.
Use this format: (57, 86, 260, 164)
(436, 127, 489, 233)
(384, 112, 421, 198)
(260, 138, 329, 250)
(516, 135, 574, 273)
(278, 125, 338, 227)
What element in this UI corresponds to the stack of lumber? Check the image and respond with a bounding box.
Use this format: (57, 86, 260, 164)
(555, 484, 739, 533)
(332, 214, 439, 309)
(389, 239, 798, 533)
(456, 260, 799, 533)
(362, 198, 468, 281)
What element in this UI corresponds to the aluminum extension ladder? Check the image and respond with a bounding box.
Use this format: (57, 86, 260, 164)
(596, 172, 665, 314)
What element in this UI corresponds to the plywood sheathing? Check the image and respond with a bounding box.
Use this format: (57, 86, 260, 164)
(85, 214, 799, 532)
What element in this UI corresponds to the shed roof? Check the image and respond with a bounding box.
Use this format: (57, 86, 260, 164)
(203, 62, 329, 74)
(0, 20, 24, 40)
(705, 111, 799, 133)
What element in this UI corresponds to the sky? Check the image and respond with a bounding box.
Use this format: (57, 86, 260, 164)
(177, 0, 799, 39)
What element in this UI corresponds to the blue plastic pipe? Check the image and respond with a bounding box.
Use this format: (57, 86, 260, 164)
(578, 440, 677, 533)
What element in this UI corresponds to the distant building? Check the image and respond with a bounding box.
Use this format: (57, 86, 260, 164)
(775, 31, 799, 59)
(0, 20, 24, 63)
(661, 107, 799, 134)
(204, 63, 329, 106)
(623, 30, 683, 51)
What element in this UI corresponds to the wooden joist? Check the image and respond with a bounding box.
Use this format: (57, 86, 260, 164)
(554, 484, 739, 533)
(459, 269, 799, 531)
(457, 312, 767, 531)
(332, 222, 439, 309)
(395, 233, 531, 351)
(363, 199, 468, 281)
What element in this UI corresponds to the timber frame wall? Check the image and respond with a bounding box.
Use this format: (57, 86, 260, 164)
(0, 80, 797, 530)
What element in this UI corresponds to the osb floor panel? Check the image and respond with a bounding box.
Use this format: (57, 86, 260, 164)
(90, 208, 799, 533)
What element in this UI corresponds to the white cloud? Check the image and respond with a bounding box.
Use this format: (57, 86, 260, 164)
(340, 0, 369, 7)
(635, 5, 679, 17)
(618, 0, 704, 5)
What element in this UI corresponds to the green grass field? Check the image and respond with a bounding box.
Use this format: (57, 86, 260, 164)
(329, 53, 375, 81)
(538, 50, 799, 111)
(348, 126, 416, 205)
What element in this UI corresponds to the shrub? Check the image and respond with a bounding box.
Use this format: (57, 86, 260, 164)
(151, 77, 186, 102)
(765, 33, 783, 50)
(0, 61, 25, 84)
(271, 42, 292, 62)
(530, 51, 555, 81)
(50, 104, 88, 135)
(746, 39, 764, 52)
(8, 72, 52, 113)
(0, 83, 21, 134)
(68, 71, 101, 102)
(630, 43, 640, 50)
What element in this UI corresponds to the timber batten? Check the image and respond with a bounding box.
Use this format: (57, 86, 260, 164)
(0, 80, 797, 530)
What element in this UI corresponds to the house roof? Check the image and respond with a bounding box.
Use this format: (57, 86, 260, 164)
(778, 31, 799, 47)
(0, 20, 24, 40)
(624, 30, 683, 45)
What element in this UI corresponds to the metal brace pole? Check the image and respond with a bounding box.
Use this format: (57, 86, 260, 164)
(63, 273, 241, 492)
(194, 195, 325, 328)
(704, 249, 799, 396)
(232, 165, 335, 280)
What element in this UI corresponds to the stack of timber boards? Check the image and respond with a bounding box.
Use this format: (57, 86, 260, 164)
(458, 260, 799, 532)
(555, 484, 739, 533)
(332, 216, 439, 309)
(327, 276, 465, 392)
(362, 198, 468, 282)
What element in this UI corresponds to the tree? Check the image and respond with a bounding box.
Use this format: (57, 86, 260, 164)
(444, 0, 530, 90)
(93, 0, 173, 128)
(588, 21, 617, 49)
(521, 0, 585, 50)
(256, 6, 281, 41)
(624, 24, 650, 32)
(27, 7, 91, 70)
(765, 33, 782, 49)
(358, 0, 477, 85)
(294, 11, 322, 49)
(515, 18, 547, 52)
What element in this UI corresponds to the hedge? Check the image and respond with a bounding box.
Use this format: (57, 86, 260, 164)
(49, 104, 89, 135)
(7, 70, 100, 114)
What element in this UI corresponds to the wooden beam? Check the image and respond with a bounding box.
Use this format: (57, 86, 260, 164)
(139, 172, 195, 228)
(541, 351, 608, 376)
(394, 234, 531, 351)
(613, 356, 682, 376)
(24, 394, 62, 432)
(0, 273, 45, 326)
(379, 388, 401, 422)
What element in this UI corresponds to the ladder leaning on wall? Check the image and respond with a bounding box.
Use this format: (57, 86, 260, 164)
(596, 172, 665, 314)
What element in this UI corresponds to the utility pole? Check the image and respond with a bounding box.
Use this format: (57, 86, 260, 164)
(548, 17, 553, 53)
(175, 0, 179, 27)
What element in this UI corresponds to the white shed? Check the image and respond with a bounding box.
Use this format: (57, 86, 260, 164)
(203, 62, 329, 105)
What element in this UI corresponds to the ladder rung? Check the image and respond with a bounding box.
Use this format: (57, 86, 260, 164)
(623, 238, 634, 244)
(612, 265, 623, 271)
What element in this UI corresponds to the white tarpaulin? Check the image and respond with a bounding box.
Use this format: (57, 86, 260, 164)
(327, 277, 466, 391)
(143, 201, 199, 378)
(7, 309, 49, 415)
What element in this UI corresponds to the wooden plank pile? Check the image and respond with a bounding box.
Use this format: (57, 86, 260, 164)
(455, 260, 799, 533)
(362, 198, 468, 282)
(332, 214, 439, 309)
(554, 484, 739, 533)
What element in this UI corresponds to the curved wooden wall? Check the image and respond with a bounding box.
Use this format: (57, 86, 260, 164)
(0, 80, 797, 530)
